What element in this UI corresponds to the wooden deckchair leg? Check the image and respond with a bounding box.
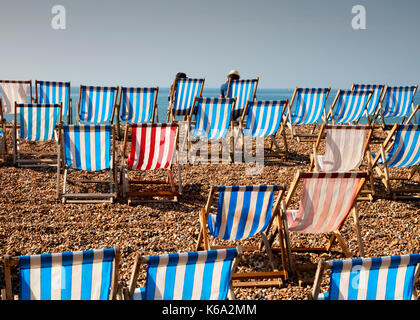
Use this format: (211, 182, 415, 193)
(311, 260, 325, 300)
(4, 255, 13, 300)
(352, 205, 365, 257)
(380, 145, 391, 193)
(200, 208, 210, 251)
(261, 234, 276, 271)
(333, 231, 351, 258)
(325, 233, 337, 252)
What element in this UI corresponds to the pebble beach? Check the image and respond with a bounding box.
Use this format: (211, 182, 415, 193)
(0, 124, 419, 300)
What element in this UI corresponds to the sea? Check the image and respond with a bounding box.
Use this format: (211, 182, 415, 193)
(3, 87, 420, 124)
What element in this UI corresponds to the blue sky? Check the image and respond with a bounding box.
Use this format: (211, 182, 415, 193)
(1, 0, 419, 88)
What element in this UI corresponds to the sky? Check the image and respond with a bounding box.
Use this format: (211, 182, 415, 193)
(1, 0, 420, 88)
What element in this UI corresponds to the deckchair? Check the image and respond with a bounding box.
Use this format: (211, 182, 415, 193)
(125, 247, 241, 300)
(167, 78, 205, 122)
(13, 103, 62, 167)
(116, 86, 159, 138)
(187, 97, 236, 162)
(279, 171, 367, 274)
(370, 124, 420, 199)
(76, 85, 119, 124)
(312, 253, 420, 300)
(1, 247, 121, 300)
(377, 85, 418, 127)
(327, 90, 373, 125)
(226, 78, 259, 120)
(56, 124, 118, 203)
(196, 185, 289, 287)
(0, 80, 32, 115)
(35, 80, 72, 123)
(285, 87, 331, 142)
(238, 99, 289, 158)
(120, 123, 181, 203)
(0, 101, 6, 160)
(351, 84, 385, 122)
(310, 125, 374, 200)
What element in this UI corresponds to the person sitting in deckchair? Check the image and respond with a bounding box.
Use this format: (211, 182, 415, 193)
(220, 69, 240, 97)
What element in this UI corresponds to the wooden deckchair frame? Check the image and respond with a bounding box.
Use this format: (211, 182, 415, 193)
(0, 246, 121, 300)
(196, 185, 289, 287)
(370, 123, 420, 199)
(350, 83, 385, 126)
(311, 256, 420, 300)
(309, 124, 375, 200)
(13, 102, 63, 168)
(120, 123, 182, 203)
(125, 246, 242, 300)
(76, 85, 119, 125)
(285, 87, 331, 142)
(186, 97, 237, 164)
(167, 78, 205, 122)
(375, 85, 419, 129)
(238, 99, 289, 159)
(277, 171, 367, 276)
(56, 124, 118, 204)
(326, 89, 373, 125)
(35, 80, 72, 124)
(115, 86, 159, 139)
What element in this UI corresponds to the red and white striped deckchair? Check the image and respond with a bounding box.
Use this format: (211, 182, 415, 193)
(120, 123, 181, 202)
(279, 171, 367, 272)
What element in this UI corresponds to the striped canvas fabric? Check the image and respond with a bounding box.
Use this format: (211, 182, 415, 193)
(18, 248, 116, 300)
(63, 124, 111, 171)
(321, 254, 420, 300)
(172, 78, 204, 116)
(286, 172, 365, 234)
(375, 124, 420, 167)
(290, 88, 330, 125)
(332, 90, 372, 124)
(17, 104, 61, 141)
(316, 126, 367, 172)
(227, 79, 258, 118)
(190, 97, 234, 140)
(120, 87, 157, 123)
(78, 85, 117, 123)
(134, 248, 238, 300)
(382, 86, 417, 118)
(353, 84, 384, 115)
(208, 185, 278, 241)
(0, 81, 30, 114)
(243, 100, 287, 138)
(127, 123, 177, 170)
(37, 81, 70, 118)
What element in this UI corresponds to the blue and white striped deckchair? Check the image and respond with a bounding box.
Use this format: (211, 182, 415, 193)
(168, 78, 205, 120)
(312, 253, 420, 300)
(241, 100, 288, 138)
(13, 103, 62, 167)
(329, 90, 373, 124)
(36, 80, 72, 123)
(371, 124, 420, 196)
(352, 84, 385, 117)
(226, 78, 259, 120)
(380, 85, 418, 121)
(2, 247, 120, 300)
(127, 248, 240, 300)
(77, 85, 119, 124)
(119, 87, 158, 124)
(286, 87, 331, 141)
(57, 124, 117, 203)
(189, 97, 236, 140)
(197, 185, 289, 286)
